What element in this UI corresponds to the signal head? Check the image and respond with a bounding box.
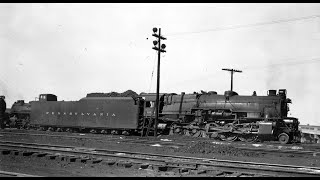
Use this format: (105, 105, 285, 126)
(153, 40, 158, 46)
(153, 27, 158, 33)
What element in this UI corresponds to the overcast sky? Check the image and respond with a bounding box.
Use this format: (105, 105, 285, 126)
(1, 3, 320, 125)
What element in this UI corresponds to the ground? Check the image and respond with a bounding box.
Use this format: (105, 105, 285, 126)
(1, 130, 320, 176)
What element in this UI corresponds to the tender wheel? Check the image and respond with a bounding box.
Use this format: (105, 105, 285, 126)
(278, 133, 290, 144)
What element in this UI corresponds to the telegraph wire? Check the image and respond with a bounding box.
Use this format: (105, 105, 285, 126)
(242, 57, 320, 71)
(168, 57, 320, 86)
(165, 14, 320, 37)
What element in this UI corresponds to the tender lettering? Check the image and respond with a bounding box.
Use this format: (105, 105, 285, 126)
(45, 111, 116, 117)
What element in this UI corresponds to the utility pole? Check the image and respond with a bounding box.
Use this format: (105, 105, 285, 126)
(222, 68, 242, 91)
(152, 27, 166, 137)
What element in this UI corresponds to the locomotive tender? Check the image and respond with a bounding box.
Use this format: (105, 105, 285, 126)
(5, 89, 300, 144)
(31, 94, 140, 132)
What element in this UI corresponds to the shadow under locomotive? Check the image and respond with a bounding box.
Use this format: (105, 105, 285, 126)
(4, 89, 301, 144)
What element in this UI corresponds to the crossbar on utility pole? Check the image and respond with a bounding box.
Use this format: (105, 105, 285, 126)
(222, 68, 242, 91)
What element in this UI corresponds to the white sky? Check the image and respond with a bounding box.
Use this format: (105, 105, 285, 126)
(1, 3, 320, 125)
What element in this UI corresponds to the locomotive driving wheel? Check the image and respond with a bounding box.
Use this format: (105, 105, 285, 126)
(278, 133, 290, 144)
(226, 136, 237, 142)
(226, 134, 238, 142)
(217, 133, 237, 142)
(217, 133, 227, 141)
(239, 134, 258, 142)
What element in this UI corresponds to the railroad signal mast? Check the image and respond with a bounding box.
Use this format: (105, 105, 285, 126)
(152, 27, 166, 137)
(222, 68, 242, 91)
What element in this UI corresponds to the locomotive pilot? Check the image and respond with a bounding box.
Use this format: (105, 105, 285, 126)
(0, 96, 6, 129)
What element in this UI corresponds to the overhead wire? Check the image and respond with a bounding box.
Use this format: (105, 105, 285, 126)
(242, 57, 320, 71)
(159, 14, 320, 88)
(160, 14, 320, 83)
(170, 57, 320, 87)
(164, 14, 320, 37)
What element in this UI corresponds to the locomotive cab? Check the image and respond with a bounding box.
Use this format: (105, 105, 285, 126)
(138, 93, 166, 118)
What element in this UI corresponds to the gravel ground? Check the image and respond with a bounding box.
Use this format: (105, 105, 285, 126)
(1, 130, 320, 176)
(175, 141, 261, 157)
(0, 153, 168, 177)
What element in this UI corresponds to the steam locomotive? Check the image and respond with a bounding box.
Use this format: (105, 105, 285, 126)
(4, 89, 300, 144)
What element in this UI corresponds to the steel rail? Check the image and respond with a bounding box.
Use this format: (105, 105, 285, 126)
(0, 140, 320, 176)
(0, 170, 42, 177)
(2, 131, 320, 158)
(237, 146, 320, 156)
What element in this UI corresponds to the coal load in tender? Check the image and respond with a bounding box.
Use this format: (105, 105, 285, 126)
(86, 90, 138, 98)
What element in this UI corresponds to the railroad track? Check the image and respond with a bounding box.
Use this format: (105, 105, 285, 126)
(1, 130, 320, 159)
(0, 170, 41, 177)
(237, 146, 320, 158)
(0, 140, 320, 177)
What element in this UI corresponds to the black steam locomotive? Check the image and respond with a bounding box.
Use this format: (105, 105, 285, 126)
(5, 89, 300, 144)
(150, 89, 300, 144)
(8, 100, 31, 128)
